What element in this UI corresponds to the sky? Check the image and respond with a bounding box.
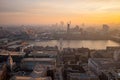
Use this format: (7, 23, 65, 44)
(0, 0, 120, 26)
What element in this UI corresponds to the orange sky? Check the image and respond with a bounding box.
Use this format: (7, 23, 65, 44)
(0, 0, 120, 25)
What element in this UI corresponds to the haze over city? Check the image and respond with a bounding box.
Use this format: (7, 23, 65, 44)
(0, 0, 120, 26)
(1, 0, 120, 80)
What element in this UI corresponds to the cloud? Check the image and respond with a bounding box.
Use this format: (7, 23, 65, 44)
(0, 0, 36, 13)
(0, 0, 120, 14)
(99, 6, 120, 12)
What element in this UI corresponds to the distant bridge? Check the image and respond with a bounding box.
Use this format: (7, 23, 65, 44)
(111, 35, 120, 42)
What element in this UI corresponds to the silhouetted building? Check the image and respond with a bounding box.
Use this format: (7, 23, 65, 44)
(67, 23, 70, 34)
(21, 58, 56, 71)
(88, 58, 120, 76)
(102, 24, 109, 34)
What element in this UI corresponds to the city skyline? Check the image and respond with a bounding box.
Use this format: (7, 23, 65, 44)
(0, 0, 120, 26)
(0, 1, 120, 79)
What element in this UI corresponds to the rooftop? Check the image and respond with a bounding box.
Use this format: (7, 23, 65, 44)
(68, 73, 98, 79)
(7, 45, 22, 49)
(30, 51, 57, 55)
(7, 40, 22, 46)
(22, 58, 56, 62)
(89, 58, 120, 69)
(0, 50, 24, 56)
(90, 58, 114, 65)
(10, 76, 52, 80)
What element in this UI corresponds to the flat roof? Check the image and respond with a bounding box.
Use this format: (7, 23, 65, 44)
(12, 76, 51, 80)
(8, 45, 22, 49)
(29, 51, 57, 56)
(22, 58, 56, 62)
(0, 50, 24, 56)
(89, 58, 120, 69)
(31, 51, 58, 54)
(69, 73, 90, 78)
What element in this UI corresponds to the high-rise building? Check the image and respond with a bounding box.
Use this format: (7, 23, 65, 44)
(67, 23, 70, 33)
(102, 24, 110, 34)
(113, 49, 120, 61)
(0, 27, 3, 30)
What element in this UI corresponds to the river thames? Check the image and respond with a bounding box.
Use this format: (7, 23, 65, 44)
(30, 40, 120, 49)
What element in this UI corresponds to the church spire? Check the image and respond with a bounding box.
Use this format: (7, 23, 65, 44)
(7, 53, 14, 71)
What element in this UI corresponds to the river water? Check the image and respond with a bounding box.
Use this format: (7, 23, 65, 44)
(29, 40, 120, 49)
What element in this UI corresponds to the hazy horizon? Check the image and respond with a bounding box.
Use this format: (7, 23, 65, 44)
(0, 0, 120, 26)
